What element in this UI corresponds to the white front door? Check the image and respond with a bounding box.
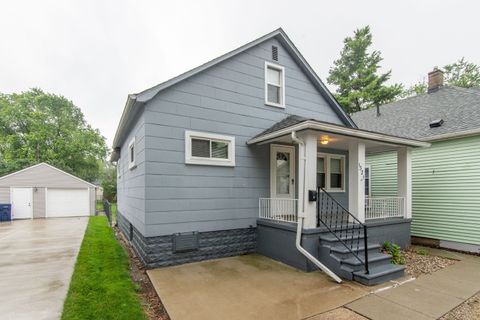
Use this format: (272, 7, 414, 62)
(270, 145, 295, 199)
(11, 188, 33, 219)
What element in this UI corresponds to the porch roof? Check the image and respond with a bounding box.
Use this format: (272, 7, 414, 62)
(247, 115, 430, 148)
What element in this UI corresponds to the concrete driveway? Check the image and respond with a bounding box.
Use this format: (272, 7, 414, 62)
(148, 254, 369, 320)
(0, 217, 88, 320)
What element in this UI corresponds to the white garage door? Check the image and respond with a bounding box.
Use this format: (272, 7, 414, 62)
(46, 188, 90, 217)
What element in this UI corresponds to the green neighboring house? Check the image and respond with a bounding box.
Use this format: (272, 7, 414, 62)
(352, 69, 480, 253)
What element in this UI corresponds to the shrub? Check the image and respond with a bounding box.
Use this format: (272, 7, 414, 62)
(382, 241, 405, 265)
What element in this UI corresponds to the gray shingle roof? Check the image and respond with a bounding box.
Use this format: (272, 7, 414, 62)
(351, 86, 480, 140)
(252, 115, 308, 138)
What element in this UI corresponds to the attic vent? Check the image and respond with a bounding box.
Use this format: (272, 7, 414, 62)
(272, 46, 278, 61)
(429, 119, 444, 128)
(173, 232, 199, 253)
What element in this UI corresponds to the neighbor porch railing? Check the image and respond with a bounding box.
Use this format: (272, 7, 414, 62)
(365, 197, 405, 220)
(259, 198, 298, 223)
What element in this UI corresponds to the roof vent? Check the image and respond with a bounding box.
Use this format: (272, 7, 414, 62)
(272, 46, 278, 61)
(429, 119, 444, 128)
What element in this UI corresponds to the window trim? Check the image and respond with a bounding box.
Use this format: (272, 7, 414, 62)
(185, 130, 235, 167)
(364, 164, 371, 197)
(317, 152, 346, 192)
(128, 137, 136, 170)
(264, 61, 285, 108)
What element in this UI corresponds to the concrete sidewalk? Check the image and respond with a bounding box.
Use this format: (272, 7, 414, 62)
(346, 250, 480, 320)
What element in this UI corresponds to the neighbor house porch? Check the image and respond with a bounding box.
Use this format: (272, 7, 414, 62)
(247, 116, 429, 284)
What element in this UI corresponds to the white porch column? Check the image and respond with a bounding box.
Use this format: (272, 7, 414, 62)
(298, 131, 318, 228)
(397, 147, 412, 219)
(348, 140, 366, 222)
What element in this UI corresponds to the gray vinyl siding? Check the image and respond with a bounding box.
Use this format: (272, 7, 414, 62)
(117, 112, 147, 234)
(33, 187, 45, 218)
(0, 187, 9, 203)
(138, 38, 346, 237)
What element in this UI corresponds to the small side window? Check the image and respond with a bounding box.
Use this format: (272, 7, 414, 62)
(265, 62, 285, 108)
(128, 137, 136, 169)
(185, 131, 235, 167)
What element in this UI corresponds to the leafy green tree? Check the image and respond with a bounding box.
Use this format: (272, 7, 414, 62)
(403, 58, 480, 97)
(328, 26, 403, 113)
(0, 89, 107, 181)
(100, 162, 117, 202)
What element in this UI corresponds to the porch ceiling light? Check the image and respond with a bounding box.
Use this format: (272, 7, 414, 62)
(320, 135, 329, 145)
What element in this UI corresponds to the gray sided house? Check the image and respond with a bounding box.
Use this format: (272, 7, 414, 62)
(112, 29, 429, 285)
(0, 163, 96, 219)
(352, 69, 480, 254)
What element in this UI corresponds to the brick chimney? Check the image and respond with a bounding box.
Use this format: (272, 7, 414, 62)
(428, 69, 444, 93)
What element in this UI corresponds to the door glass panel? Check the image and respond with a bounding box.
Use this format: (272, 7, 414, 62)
(276, 151, 290, 195)
(317, 157, 325, 188)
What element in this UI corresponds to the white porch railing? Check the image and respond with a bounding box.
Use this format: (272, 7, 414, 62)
(365, 197, 406, 220)
(259, 198, 298, 223)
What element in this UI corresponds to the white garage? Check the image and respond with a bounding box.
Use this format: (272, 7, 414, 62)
(0, 163, 96, 219)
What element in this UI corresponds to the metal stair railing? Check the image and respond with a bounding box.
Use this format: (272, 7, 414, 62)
(317, 187, 369, 274)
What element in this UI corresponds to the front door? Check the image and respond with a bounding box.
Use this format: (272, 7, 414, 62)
(11, 188, 33, 219)
(270, 145, 295, 199)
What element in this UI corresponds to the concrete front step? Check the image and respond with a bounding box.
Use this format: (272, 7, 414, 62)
(319, 233, 365, 244)
(353, 264, 405, 286)
(340, 252, 393, 272)
(330, 243, 381, 260)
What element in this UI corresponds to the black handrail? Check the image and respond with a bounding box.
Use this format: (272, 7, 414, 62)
(317, 187, 369, 274)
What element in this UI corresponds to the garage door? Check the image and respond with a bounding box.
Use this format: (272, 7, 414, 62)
(46, 188, 90, 217)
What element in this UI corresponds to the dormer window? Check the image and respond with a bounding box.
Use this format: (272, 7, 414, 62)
(265, 62, 285, 108)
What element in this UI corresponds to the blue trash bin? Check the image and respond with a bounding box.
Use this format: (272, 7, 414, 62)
(0, 204, 12, 222)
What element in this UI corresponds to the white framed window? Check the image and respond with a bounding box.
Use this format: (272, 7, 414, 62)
(317, 153, 345, 192)
(185, 131, 235, 167)
(364, 165, 371, 197)
(128, 137, 136, 169)
(117, 163, 121, 180)
(265, 61, 285, 108)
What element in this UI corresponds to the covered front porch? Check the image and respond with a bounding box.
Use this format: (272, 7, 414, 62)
(248, 116, 429, 284)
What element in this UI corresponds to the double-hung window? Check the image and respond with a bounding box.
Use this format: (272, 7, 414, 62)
(317, 153, 345, 192)
(185, 131, 235, 166)
(265, 62, 285, 107)
(128, 137, 136, 169)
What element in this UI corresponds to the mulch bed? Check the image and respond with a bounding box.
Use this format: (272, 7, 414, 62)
(115, 227, 170, 320)
(403, 247, 456, 278)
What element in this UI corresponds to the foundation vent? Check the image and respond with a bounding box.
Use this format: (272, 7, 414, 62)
(173, 232, 199, 253)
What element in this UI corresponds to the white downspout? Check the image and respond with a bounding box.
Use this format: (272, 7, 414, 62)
(291, 131, 342, 283)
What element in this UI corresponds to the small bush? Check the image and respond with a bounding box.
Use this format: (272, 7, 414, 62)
(414, 247, 430, 256)
(382, 241, 405, 265)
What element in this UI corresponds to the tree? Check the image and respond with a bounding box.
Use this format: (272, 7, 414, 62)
(402, 58, 480, 97)
(100, 162, 117, 202)
(328, 26, 403, 113)
(0, 89, 107, 181)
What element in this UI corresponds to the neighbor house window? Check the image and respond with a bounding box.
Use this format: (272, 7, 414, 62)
(128, 137, 136, 169)
(185, 131, 235, 166)
(265, 62, 285, 108)
(317, 153, 345, 192)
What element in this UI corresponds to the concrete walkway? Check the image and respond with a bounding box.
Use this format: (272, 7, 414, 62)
(148, 254, 369, 320)
(0, 218, 88, 320)
(346, 250, 480, 320)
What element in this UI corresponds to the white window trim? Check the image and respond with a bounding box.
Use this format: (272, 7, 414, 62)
(117, 163, 121, 180)
(365, 164, 371, 197)
(264, 61, 285, 108)
(128, 137, 136, 169)
(317, 153, 346, 192)
(185, 130, 235, 167)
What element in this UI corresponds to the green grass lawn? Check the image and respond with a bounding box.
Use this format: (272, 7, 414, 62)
(62, 216, 146, 320)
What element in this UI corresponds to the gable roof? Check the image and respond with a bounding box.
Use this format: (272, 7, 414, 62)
(351, 86, 480, 141)
(112, 28, 356, 151)
(0, 162, 96, 188)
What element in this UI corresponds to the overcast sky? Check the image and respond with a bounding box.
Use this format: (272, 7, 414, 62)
(1, 0, 478, 146)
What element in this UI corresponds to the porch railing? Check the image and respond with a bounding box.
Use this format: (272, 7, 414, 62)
(365, 197, 405, 220)
(317, 187, 369, 274)
(259, 198, 298, 223)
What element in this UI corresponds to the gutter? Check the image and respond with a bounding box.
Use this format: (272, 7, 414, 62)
(291, 132, 342, 283)
(424, 128, 480, 142)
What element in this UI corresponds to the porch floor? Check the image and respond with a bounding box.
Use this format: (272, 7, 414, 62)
(147, 254, 369, 320)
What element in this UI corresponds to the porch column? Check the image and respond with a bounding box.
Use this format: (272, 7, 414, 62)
(348, 140, 366, 222)
(397, 147, 412, 219)
(298, 131, 318, 228)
